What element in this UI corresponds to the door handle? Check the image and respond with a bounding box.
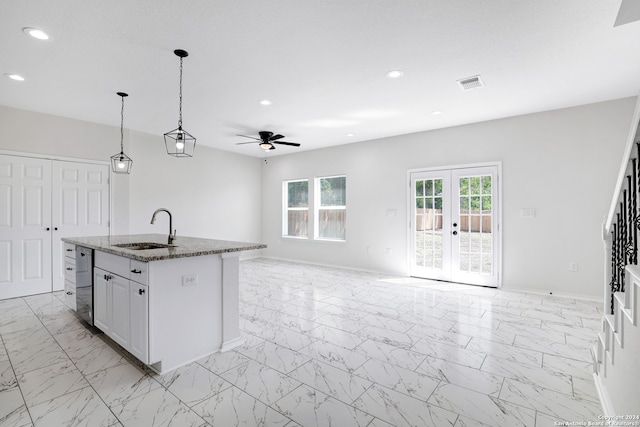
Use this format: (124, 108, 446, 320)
(66, 267, 73, 271)
(453, 223, 458, 227)
(66, 291, 73, 295)
(131, 269, 142, 274)
(139, 288, 145, 295)
(452, 231, 458, 235)
(66, 249, 73, 252)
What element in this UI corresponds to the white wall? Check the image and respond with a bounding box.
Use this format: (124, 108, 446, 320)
(0, 105, 263, 248)
(0, 105, 130, 234)
(127, 131, 262, 245)
(261, 98, 636, 298)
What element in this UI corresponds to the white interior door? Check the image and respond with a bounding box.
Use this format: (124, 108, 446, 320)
(0, 156, 53, 299)
(52, 161, 110, 291)
(410, 165, 500, 287)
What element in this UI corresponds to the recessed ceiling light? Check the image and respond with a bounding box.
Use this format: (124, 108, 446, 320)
(5, 73, 25, 81)
(259, 99, 271, 106)
(23, 27, 49, 40)
(386, 70, 404, 79)
(431, 110, 442, 115)
(346, 133, 355, 137)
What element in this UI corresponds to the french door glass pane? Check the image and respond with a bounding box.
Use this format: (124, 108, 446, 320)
(415, 178, 443, 269)
(458, 175, 493, 274)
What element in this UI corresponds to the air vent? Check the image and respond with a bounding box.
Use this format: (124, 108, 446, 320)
(457, 75, 484, 91)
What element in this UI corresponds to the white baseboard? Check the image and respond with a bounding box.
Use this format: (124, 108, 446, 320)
(593, 372, 616, 416)
(501, 286, 603, 303)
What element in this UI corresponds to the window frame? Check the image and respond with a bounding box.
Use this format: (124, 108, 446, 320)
(282, 179, 309, 239)
(314, 175, 347, 242)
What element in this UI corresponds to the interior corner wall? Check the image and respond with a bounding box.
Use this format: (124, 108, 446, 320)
(260, 97, 636, 298)
(127, 131, 262, 247)
(0, 105, 130, 234)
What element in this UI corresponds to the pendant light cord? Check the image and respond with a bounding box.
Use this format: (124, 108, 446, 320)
(178, 56, 183, 128)
(120, 95, 125, 154)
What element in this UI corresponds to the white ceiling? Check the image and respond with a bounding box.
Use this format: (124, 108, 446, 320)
(1, 0, 639, 157)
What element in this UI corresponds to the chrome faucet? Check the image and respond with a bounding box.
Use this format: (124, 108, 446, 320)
(150, 208, 176, 244)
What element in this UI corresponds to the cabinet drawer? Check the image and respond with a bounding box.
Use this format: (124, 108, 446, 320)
(64, 258, 76, 283)
(64, 242, 76, 259)
(95, 250, 130, 279)
(130, 260, 148, 285)
(64, 280, 76, 311)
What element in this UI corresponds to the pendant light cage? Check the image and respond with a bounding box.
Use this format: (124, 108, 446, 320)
(111, 92, 133, 174)
(164, 49, 196, 157)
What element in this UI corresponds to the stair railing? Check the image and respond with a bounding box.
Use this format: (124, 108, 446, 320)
(604, 97, 640, 314)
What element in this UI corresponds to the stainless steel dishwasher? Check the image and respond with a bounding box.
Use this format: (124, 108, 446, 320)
(75, 246, 94, 325)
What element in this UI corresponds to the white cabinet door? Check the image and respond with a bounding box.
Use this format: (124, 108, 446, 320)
(0, 155, 52, 299)
(129, 283, 149, 363)
(52, 161, 109, 291)
(109, 274, 130, 348)
(94, 268, 109, 333)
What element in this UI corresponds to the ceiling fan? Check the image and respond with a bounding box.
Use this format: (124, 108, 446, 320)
(236, 131, 300, 151)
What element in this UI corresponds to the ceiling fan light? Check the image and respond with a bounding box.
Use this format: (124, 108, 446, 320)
(260, 142, 273, 150)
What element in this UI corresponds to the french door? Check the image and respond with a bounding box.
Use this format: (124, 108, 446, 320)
(410, 165, 500, 287)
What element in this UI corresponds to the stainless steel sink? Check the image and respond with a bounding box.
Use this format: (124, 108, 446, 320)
(113, 242, 176, 250)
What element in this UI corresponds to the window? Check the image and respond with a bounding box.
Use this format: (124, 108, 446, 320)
(283, 179, 308, 238)
(315, 175, 346, 241)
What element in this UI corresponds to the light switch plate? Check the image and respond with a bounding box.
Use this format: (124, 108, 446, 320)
(520, 208, 536, 218)
(182, 273, 198, 287)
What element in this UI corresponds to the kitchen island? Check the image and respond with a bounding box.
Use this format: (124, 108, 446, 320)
(62, 234, 265, 374)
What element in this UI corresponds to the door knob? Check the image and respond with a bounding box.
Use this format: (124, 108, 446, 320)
(139, 288, 145, 295)
(452, 231, 458, 235)
(453, 223, 458, 227)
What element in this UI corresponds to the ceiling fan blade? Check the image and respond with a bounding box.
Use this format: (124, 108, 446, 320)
(236, 134, 261, 141)
(269, 134, 285, 141)
(272, 141, 300, 147)
(235, 141, 258, 145)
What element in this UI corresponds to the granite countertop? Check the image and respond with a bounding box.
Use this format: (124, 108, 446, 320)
(62, 234, 266, 262)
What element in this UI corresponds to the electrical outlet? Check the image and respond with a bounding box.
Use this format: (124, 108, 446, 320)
(182, 273, 198, 286)
(568, 262, 578, 272)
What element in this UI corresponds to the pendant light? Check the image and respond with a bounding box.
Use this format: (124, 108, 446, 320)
(164, 49, 196, 157)
(110, 92, 133, 174)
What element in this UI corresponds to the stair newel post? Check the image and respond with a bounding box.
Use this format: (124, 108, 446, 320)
(623, 191, 628, 271)
(632, 158, 638, 265)
(611, 225, 618, 315)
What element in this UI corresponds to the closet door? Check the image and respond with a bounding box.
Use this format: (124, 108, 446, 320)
(51, 161, 110, 291)
(0, 155, 53, 299)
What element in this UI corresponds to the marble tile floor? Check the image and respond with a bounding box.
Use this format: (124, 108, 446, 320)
(0, 258, 604, 427)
